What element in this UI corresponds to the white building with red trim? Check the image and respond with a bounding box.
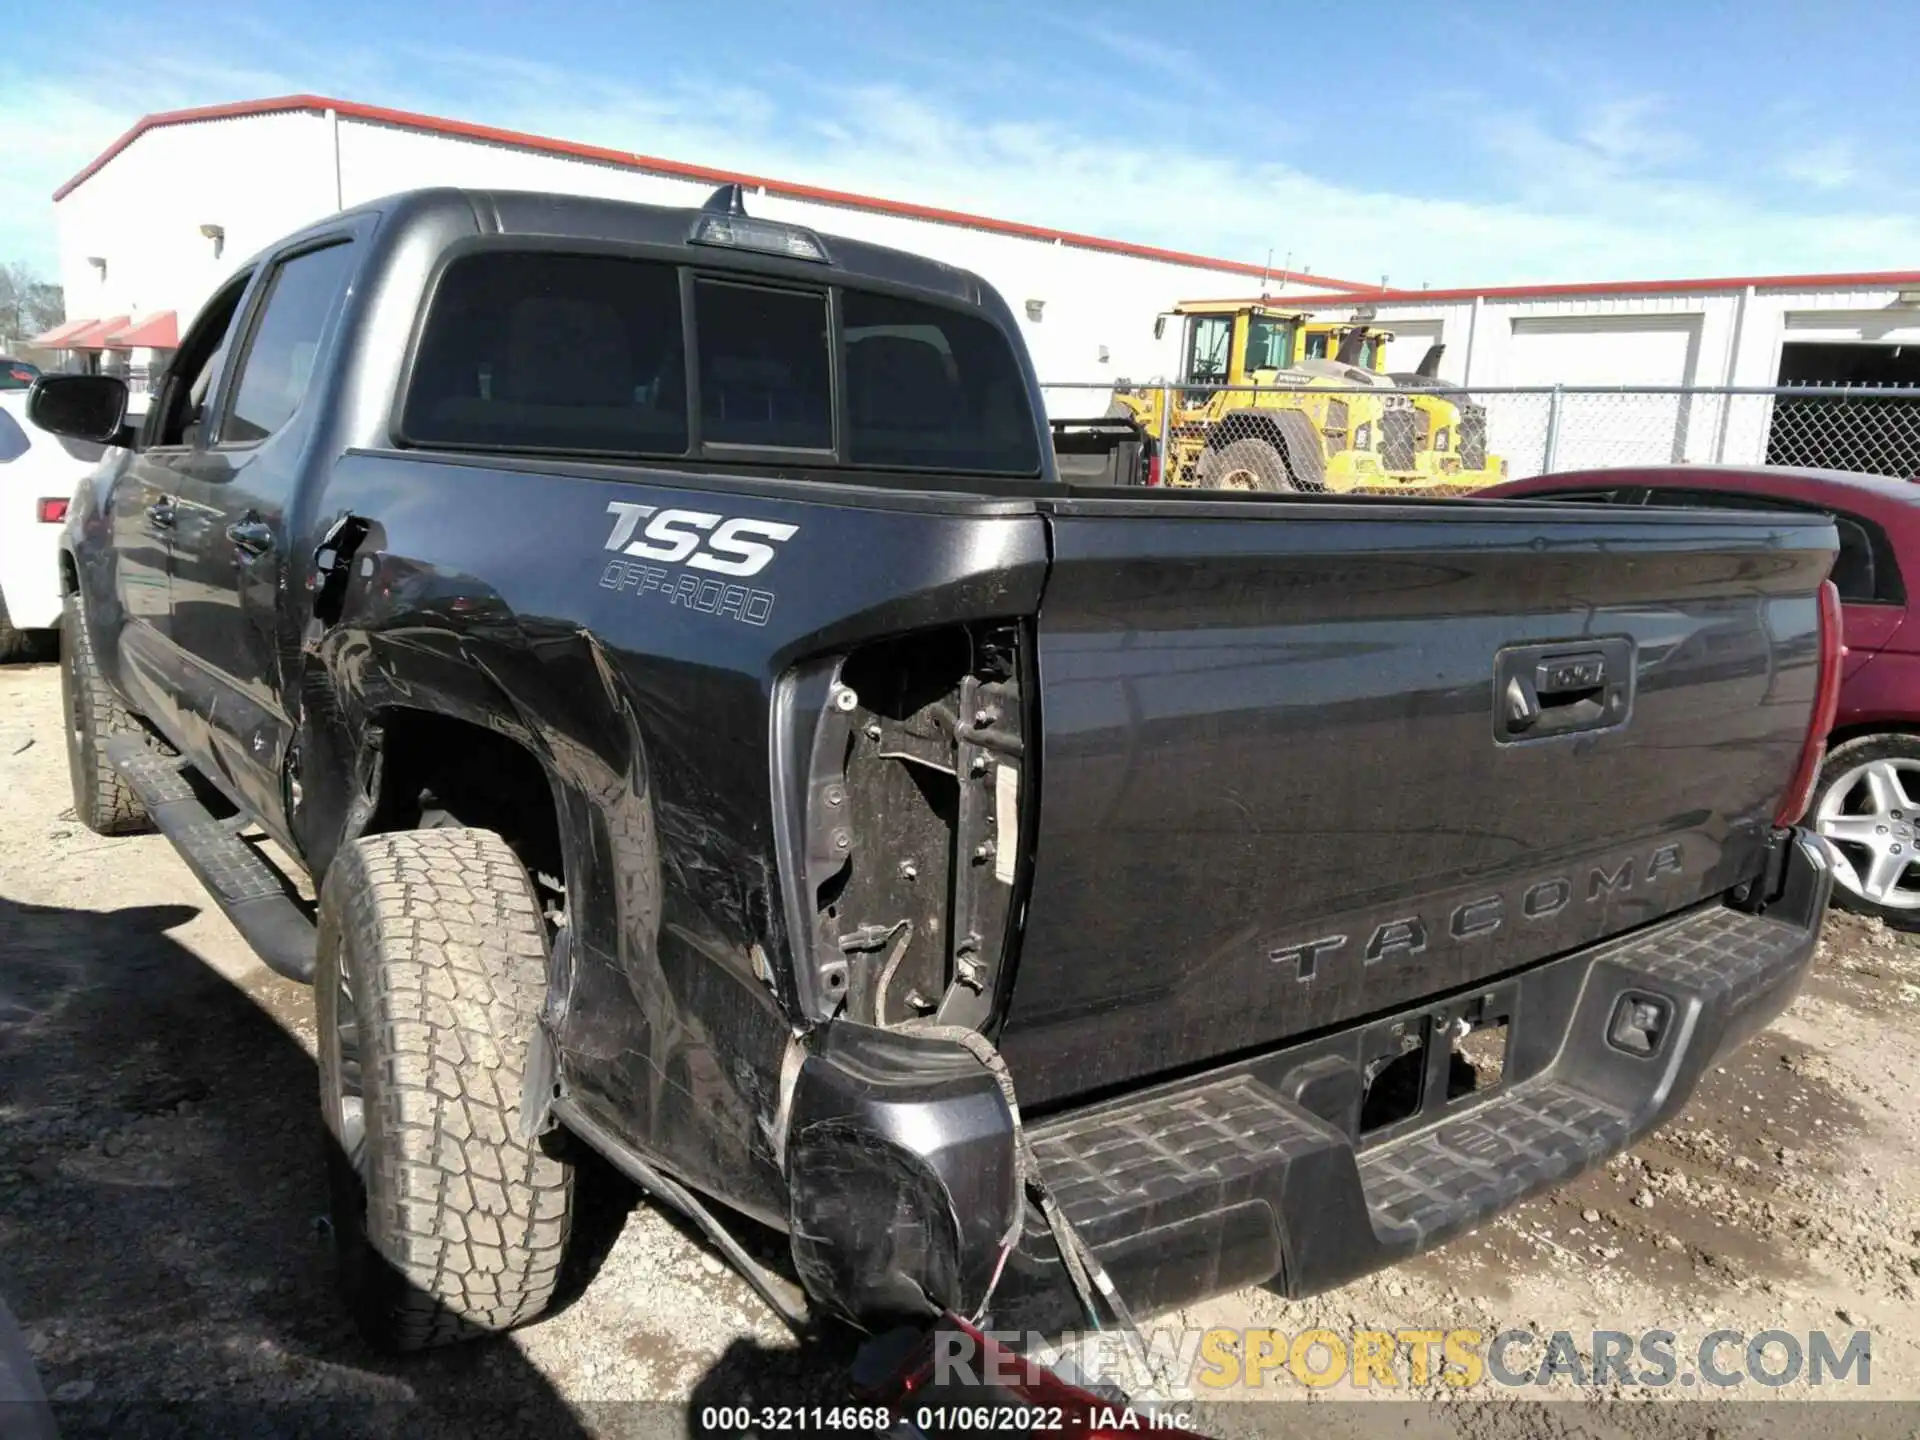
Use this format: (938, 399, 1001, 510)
(33, 94, 1371, 392)
(1229, 273, 1920, 393)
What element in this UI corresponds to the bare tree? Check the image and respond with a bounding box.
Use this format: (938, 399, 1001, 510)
(0, 262, 65, 343)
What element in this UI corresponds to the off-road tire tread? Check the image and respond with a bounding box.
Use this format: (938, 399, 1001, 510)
(60, 591, 151, 834)
(318, 828, 572, 1351)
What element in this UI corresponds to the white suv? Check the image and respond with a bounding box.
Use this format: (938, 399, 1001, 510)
(0, 391, 102, 661)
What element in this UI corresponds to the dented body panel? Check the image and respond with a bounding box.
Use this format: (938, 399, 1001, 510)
(57, 187, 1840, 1337)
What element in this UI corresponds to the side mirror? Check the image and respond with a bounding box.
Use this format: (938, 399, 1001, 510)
(28, 374, 130, 445)
(1153, 315, 1167, 340)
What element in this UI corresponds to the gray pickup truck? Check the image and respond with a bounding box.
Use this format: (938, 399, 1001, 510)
(30, 184, 1839, 1363)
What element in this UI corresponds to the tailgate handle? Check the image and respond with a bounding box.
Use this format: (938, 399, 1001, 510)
(1496, 640, 1633, 743)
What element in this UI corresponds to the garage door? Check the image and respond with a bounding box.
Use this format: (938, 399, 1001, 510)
(1497, 315, 1702, 472)
(1380, 321, 1444, 376)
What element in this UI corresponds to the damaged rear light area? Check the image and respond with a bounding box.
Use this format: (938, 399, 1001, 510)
(778, 620, 1031, 1030)
(1775, 579, 1844, 827)
(771, 622, 1035, 1328)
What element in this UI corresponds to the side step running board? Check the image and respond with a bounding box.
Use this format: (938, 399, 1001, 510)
(104, 738, 317, 985)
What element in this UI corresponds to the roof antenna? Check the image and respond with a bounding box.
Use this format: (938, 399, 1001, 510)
(703, 183, 749, 216)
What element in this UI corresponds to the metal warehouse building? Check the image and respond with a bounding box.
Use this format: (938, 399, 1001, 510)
(1254, 273, 1920, 392)
(34, 93, 1372, 394)
(1233, 273, 1920, 475)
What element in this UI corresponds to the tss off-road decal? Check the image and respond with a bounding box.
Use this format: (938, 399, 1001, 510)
(598, 501, 798, 627)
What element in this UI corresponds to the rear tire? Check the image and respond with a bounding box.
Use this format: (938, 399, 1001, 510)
(1812, 733, 1920, 931)
(1197, 437, 1294, 492)
(0, 599, 27, 664)
(58, 591, 152, 835)
(317, 827, 573, 1352)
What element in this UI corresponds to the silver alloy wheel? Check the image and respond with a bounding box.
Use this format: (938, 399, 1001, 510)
(329, 967, 367, 1175)
(1815, 756, 1920, 909)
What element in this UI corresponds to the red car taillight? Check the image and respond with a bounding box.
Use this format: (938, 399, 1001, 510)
(1774, 579, 1845, 826)
(1146, 451, 1162, 486)
(37, 497, 69, 524)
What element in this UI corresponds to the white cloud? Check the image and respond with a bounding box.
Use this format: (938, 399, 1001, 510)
(1779, 138, 1864, 192)
(4, 34, 1918, 296)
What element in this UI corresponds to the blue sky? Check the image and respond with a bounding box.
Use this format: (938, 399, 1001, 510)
(4, 0, 1916, 289)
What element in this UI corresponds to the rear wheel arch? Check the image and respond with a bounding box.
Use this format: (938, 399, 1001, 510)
(354, 705, 570, 903)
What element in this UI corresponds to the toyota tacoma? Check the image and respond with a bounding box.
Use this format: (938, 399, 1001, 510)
(31, 185, 1842, 1360)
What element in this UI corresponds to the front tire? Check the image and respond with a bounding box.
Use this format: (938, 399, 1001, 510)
(1197, 436, 1295, 492)
(317, 828, 574, 1352)
(1812, 733, 1920, 929)
(58, 591, 151, 835)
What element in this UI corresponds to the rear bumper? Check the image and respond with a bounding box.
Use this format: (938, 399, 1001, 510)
(785, 830, 1832, 1333)
(0, 522, 63, 631)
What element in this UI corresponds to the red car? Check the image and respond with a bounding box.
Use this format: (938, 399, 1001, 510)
(1484, 465, 1920, 927)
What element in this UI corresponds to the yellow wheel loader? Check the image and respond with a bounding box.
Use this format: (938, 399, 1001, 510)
(1300, 323, 1508, 490)
(1108, 302, 1422, 493)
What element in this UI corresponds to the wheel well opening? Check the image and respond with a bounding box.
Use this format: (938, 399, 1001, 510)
(58, 551, 78, 597)
(367, 709, 566, 904)
(1826, 723, 1920, 753)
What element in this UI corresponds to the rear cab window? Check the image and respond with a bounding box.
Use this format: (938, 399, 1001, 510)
(403, 251, 688, 457)
(399, 248, 1040, 478)
(841, 290, 1038, 474)
(696, 280, 831, 451)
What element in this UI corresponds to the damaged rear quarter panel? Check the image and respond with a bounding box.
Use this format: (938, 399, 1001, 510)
(307, 449, 1046, 1222)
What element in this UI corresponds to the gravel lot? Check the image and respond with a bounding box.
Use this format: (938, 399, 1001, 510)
(4, 656, 1920, 1437)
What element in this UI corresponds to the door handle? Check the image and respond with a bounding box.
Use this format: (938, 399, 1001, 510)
(1494, 638, 1634, 744)
(227, 519, 275, 558)
(146, 498, 176, 528)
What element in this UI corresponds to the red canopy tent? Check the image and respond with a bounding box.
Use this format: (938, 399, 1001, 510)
(26, 316, 99, 347)
(60, 316, 131, 351)
(104, 312, 179, 349)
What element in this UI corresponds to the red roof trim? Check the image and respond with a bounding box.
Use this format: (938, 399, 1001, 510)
(52, 94, 1374, 289)
(28, 316, 98, 347)
(105, 312, 179, 349)
(1225, 269, 1920, 309)
(63, 316, 131, 350)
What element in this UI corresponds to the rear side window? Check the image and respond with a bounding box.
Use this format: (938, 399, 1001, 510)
(1513, 488, 1628, 504)
(842, 291, 1039, 474)
(1643, 487, 1901, 603)
(695, 280, 831, 450)
(223, 242, 357, 444)
(0, 409, 27, 463)
(404, 252, 688, 456)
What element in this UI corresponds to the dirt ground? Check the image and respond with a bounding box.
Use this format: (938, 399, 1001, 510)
(4, 656, 1920, 1437)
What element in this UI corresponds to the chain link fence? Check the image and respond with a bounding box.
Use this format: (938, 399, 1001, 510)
(1040, 380, 1920, 491)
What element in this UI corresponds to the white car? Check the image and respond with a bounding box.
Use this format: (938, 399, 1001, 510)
(0, 390, 102, 660)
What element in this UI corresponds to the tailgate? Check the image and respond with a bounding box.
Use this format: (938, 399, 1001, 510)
(998, 497, 1836, 1107)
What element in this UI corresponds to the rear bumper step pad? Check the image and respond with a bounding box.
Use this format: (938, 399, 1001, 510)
(984, 832, 1833, 1330)
(105, 738, 316, 984)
